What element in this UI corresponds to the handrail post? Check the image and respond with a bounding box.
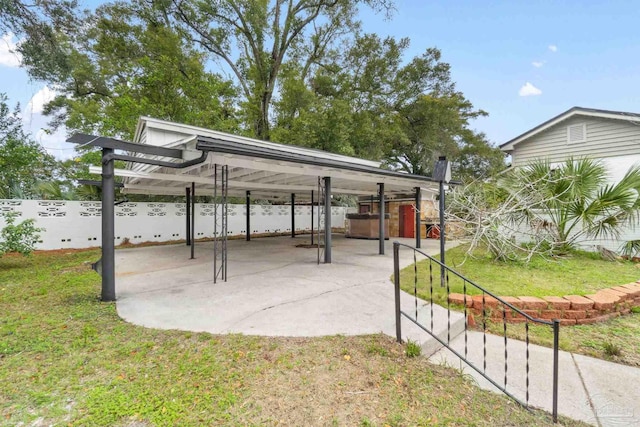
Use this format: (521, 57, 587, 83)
(393, 242, 402, 342)
(552, 319, 560, 423)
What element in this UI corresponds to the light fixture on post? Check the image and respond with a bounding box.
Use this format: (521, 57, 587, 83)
(433, 156, 451, 287)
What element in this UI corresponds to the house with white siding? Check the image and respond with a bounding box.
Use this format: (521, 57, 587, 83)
(500, 107, 640, 183)
(500, 107, 640, 252)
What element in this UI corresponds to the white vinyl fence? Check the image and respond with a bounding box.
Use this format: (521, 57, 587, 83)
(0, 200, 347, 251)
(505, 215, 640, 254)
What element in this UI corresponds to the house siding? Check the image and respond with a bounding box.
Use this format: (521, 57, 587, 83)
(512, 116, 640, 167)
(506, 112, 640, 252)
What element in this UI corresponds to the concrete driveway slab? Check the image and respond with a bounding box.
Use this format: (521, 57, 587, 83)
(114, 235, 457, 341)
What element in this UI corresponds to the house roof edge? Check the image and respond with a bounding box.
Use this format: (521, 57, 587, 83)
(500, 107, 640, 152)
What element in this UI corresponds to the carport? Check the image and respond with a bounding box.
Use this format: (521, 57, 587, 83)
(68, 117, 441, 302)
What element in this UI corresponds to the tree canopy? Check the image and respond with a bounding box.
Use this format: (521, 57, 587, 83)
(388, 93, 504, 179)
(168, 0, 394, 140)
(32, 1, 240, 140)
(0, 94, 57, 198)
(3, 0, 506, 191)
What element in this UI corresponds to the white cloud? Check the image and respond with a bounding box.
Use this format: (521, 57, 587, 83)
(532, 61, 545, 68)
(548, 44, 558, 52)
(26, 86, 56, 115)
(519, 82, 542, 97)
(0, 33, 22, 67)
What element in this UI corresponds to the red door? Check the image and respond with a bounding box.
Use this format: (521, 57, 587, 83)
(399, 205, 415, 238)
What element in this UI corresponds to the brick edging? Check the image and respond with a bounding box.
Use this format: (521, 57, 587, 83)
(448, 282, 640, 326)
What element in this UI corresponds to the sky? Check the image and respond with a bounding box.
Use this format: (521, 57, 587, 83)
(1, 0, 639, 159)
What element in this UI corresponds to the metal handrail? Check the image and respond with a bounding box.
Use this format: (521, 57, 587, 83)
(393, 241, 560, 423)
(395, 242, 554, 325)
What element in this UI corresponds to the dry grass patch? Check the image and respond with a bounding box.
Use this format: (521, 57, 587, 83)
(236, 335, 562, 426)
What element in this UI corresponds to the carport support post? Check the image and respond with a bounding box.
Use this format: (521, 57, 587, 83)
(310, 190, 314, 245)
(185, 187, 191, 246)
(101, 147, 116, 302)
(433, 155, 450, 288)
(415, 187, 421, 249)
(245, 191, 251, 241)
(324, 177, 331, 263)
(190, 182, 195, 259)
(291, 193, 295, 238)
(439, 179, 445, 287)
(378, 183, 385, 255)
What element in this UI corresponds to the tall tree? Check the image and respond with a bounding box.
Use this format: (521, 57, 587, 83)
(0, 0, 76, 36)
(0, 0, 78, 83)
(169, 0, 394, 140)
(16, 1, 240, 140)
(387, 92, 503, 179)
(0, 94, 57, 198)
(8, 0, 505, 183)
(272, 34, 454, 160)
(455, 132, 506, 180)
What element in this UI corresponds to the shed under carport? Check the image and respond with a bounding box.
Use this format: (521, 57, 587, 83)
(68, 117, 441, 301)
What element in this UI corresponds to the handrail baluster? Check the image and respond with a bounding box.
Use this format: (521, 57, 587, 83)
(392, 242, 560, 423)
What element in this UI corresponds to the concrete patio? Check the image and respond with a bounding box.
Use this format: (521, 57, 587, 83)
(115, 234, 462, 340)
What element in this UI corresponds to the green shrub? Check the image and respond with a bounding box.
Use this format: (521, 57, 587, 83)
(0, 212, 43, 257)
(603, 341, 622, 357)
(405, 339, 421, 358)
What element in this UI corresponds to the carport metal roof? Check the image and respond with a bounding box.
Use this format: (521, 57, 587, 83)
(67, 117, 442, 302)
(84, 117, 439, 200)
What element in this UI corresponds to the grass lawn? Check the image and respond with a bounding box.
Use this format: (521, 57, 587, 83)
(398, 244, 640, 367)
(0, 249, 584, 426)
(400, 244, 640, 300)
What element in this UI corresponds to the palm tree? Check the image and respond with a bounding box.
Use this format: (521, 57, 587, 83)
(36, 181, 77, 200)
(502, 157, 640, 252)
(0, 181, 29, 199)
(75, 184, 101, 201)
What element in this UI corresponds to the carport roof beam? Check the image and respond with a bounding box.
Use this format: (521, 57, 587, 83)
(119, 186, 314, 200)
(68, 133, 184, 159)
(196, 136, 437, 184)
(89, 166, 379, 196)
(205, 155, 434, 191)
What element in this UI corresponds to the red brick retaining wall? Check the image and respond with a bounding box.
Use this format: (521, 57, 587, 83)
(448, 282, 640, 326)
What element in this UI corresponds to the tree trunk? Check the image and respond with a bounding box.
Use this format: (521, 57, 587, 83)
(256, 91, 271, 140)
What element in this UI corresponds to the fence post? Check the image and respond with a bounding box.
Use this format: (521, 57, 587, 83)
(393, 242, 402, 343)
(552, 319, 560, 423)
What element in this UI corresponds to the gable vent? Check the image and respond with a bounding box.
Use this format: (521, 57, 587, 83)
(567, 123, 586, 144)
